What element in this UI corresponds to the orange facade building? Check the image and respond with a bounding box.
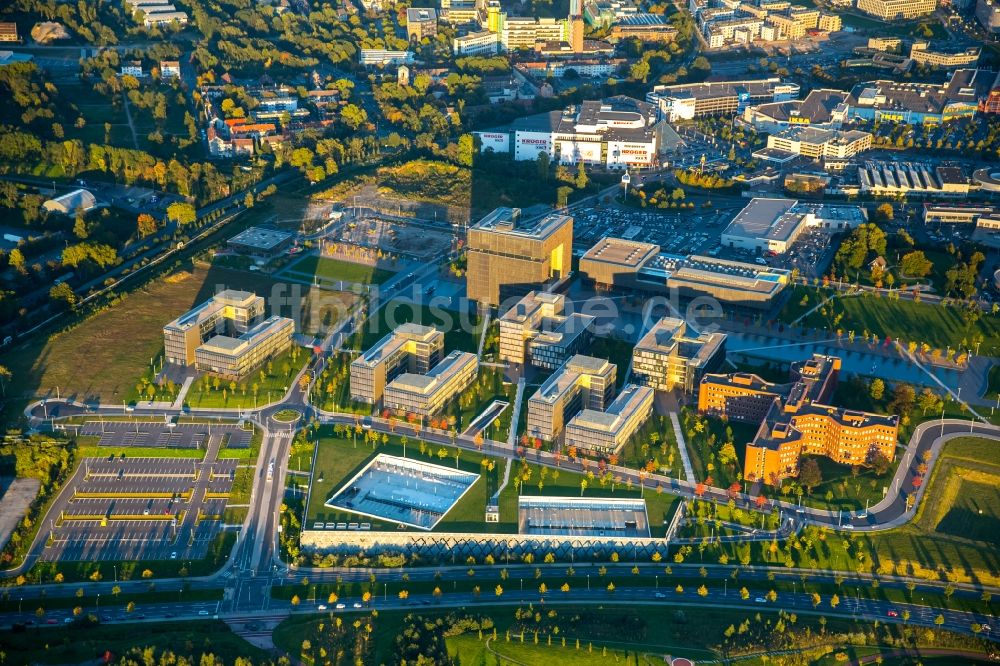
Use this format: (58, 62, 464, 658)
(698, 354, 898, 485)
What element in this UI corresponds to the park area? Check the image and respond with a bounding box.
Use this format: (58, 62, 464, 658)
(781, 288, 1000, 353)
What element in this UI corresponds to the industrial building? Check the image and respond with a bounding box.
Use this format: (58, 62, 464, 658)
(721, 198, 866, 254)
(466, 208, 573, 307)
(42, 189, 97, 216)
(350, 323, 445, 404)
(698, 354, 898, 485)
(858, 162, 970, 197)
(474, 96, 666, 169)
(163, 290, 293, 379)
(631, 317, 727, 395)
(608, 13, 678, 42)
(646, 78, 800, 122)
(497, 291, 596, 369)
(526, 355, 616, 442)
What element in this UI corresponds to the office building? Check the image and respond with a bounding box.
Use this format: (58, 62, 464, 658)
(743, 89, 850, 132)
(383, 350, 479, 417)
(977, 0, 1000, 32)
(526, 355, 616, 442)
(350, 323, 445, 404)
(406, 8, 438, 41)
(631, 317, 726, 394)
(227, 226, 294, 260)
(759, 127, 872, 160)
(474, 96, 665, 169)
(721, 198, 866, 254)
(698, 355, 898, 485)
(159, 60, 180, 77)
(578, 236, 792, 309)
(164, 290, 293, 379)
(497, 291, 595, 369)
(646, 78, 800, 122)
(453, 29, 500, 55)
(500, 16, 567, 50)
(564, 384, 654, 455)
(193, 316, 294, 379)
(909, 42, 980, 68)
(142, 10, 189, 27)
(817, 13, 841, 31)
(856, 0, 935, 20)
(923, 204, 996, 224)
(467, 207, 573, 307)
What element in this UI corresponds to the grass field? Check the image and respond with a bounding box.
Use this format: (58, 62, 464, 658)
(0, 619, 265, 665)
(183, 347, 309, 409)
(285, 254, 397, 285)
(781, 289, 1000, 352)
(0, 263, 350, 415)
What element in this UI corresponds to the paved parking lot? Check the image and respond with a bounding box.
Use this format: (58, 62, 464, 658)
(40, 432, 240, 563)
(79, 421, 251, 450)
(573, 206, 736, 257)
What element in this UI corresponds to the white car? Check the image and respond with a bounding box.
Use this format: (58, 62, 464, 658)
(318, 605, 327, 611)
(754, 597, 767, 603)
(335, 603, 346, 610)
(352, 602, 363, 609)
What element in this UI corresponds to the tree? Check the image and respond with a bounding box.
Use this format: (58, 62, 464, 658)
(8, 248, 25, 274)
(629, 60, 650, 82)
(697, 585, 708, 597)
(244, 191, 254, 208)
(49, 282, 77, 309)
(830, 594, 840, 609)
(575, 161, 588, 190)
(136, 213, 158, 238)
(166, 201, 196, 225)
(900, 250, 933, 278)
(875, 203, 894, 222)
(869, 378, 885, 401)
(798, 458, 822, 494)
(495, 585, 503, 597)
(291, 594, 300, 606)
(73, 213, 88, 239)
(340, 104, 368, 130)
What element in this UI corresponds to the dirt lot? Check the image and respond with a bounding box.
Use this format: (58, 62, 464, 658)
(329, 216, 455, 260)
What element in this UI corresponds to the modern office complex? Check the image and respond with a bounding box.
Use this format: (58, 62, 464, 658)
(909, 42, 980, 69)
(406, 7, 438, 40)
(497, 291, 596, 369)
(564, 383, 654, 455)
(467, 207, 573, 307)
(631, 317, 726, 394)
(856, 0, 934, 20)
(578, 236, 792, 309)
(646, 78, 799, 122)
(350, 323, 445, 404)
(382, 350, 479, 417)
(452, 29, 500, 55)
(163, 290, 293, 379)
(698, 354, 898, 485)
(721, 198, 866, 254)
(526, 355, 616, 442)
(474, 96, 666, 169)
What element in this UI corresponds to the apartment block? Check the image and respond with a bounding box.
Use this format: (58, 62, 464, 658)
(698, 354, 898, 485)
(526, 355, 616, 442)
(164, 290, 267, 367)
(383, 350, 479, 417)
(631, 317, 726, 394)
(497, 291, 595, 369)
(564, 384, 654, 455)
(350, 324, 444, 404)
(817, 13, 841, 31)
(467, 208, 573, 307)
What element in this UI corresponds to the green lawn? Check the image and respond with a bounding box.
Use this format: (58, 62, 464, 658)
(0, 619, 265, 665)
(285, 254, 398, 285)
(184, 346, 309, 409)
(679, 409, 756, 489)
(782, 290, 1000, 353)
